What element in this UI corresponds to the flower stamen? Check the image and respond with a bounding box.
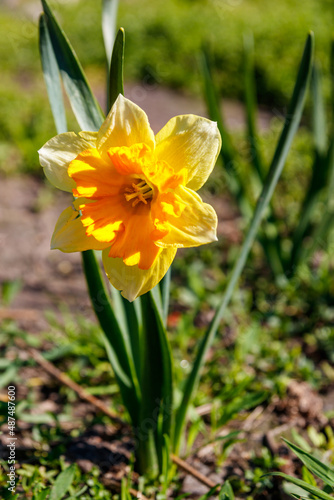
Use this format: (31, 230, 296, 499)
(124, 180, 153, 207)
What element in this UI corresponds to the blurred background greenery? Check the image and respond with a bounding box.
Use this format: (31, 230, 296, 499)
(0, 0, 332, 175)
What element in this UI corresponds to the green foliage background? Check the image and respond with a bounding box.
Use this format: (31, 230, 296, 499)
(0, 0, 331, 174)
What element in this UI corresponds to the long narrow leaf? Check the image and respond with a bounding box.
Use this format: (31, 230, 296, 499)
(296, 146, 334, 263)
(283, 439, 334, 487)
(41, 0, 104, 131)
(49, 465, 76, 500)
(312, 65, 327, 154)
(139, 290, 173, 473)
(122, 296, 142, 382)
(330, 38, 334, 135)
(270, 473, 334, 500)
(82, 250, 141, 426)
(108, 27, 125, 112)
(39, 14, 67, 134)
(219, 481, 235, 500)
(102, 0, 119, 67)
(173, 32, 314, 452)
(289, 64, 329, 270)
(243, 32, 285, 277)
(243, 32, 264, 181)
(160, 267, 172, 327)
(200, 50, 248, 212)
(108, 287, 143, 387)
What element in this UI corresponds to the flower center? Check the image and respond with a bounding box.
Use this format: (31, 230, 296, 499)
(124, 179, 153, 207)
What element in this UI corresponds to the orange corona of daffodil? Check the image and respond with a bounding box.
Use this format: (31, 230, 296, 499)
(39, 95, 221, 301)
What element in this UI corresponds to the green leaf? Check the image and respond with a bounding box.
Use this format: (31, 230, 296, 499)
(219, 481, 235, 500)
(284, 439, 334, 487)
(49, 465, 76, 500)
(39, 14, 67, 134)
(243, 32, 264, 181)
(302, 466, 317, 487)
(200, 49, 248, 211)
(271, 472, 334, 500)
(284, 481, 316, 500)
(41, 0, 104, 131)
(311, 65, 327, 154)
(294, 140, 334, 264)
(242, 32, 284, 277)
(112, 289, 142, 383)
(1, 279, 22, 307)
(160, 267, 172, 327)
(102, 0, 119, 67)
(173, 32, 314, 453)
(138, 291, 173, 475)
(108, 27, 125, 112)
(82, 250, 141, 427)
(34, 489, 50, 500)
(43, 344, 75, 361)
(219, 391, 268, 426)
(203, 42, 283, 277)
(330, 38, 334, 136)
(289, 62, 330, 270)
(161, 434, 171, 494)
(0, 364, 19, 390)
(198, 485, 221, 500)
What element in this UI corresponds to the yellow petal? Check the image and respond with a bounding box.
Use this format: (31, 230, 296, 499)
(106, 202, 161, 270)
(39, 132, 97, 192)
(155, 115, 221, 191)
(102, 247, 177, 301)
(51, 206, 110, 252)
(78, 196, 126, 243)
(97, 94, 155, 159)
(68, 148, 125, 199)
(153, 185, 218, 248)
(79, 131, 98, 144)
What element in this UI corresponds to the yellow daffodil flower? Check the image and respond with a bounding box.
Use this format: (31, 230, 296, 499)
(39, 95, 221, 301)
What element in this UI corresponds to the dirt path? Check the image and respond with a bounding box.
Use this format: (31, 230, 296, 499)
(0, 176, 93, 329)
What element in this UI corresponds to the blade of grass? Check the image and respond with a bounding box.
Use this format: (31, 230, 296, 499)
(283, 439, 334, 487)
(243, 32, 264, 181)
(82, 251, 141, 426)
(200, 49, 249, 214)
(173, 32, 314, 453)
(109, 286, 143, 387)
(160, 267, 172, 327)
(312, 65, 327, 154)
(122, 295, 142, 382)
(39, 14, 67, 134)
(219, 481, 235, 500)
(270, 473, 334, 500)
(289, 64, 329, 271)
(202, 45, 284, 277)
(243, 32, 285, 277)
(138, 290, 173, 474)
(41, 0, 104, 131)
(295, 141, 334, 263)
(330, 38, 334, 136)
(49, 465, 76, 500)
